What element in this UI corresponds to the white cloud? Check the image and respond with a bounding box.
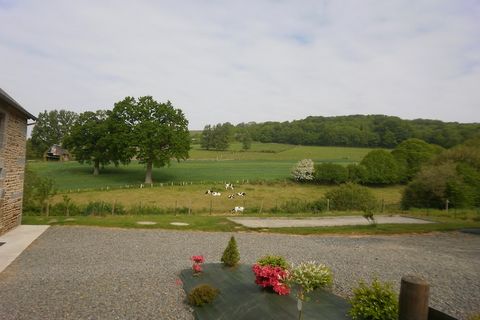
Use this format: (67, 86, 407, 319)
(0, 0, 479, 128)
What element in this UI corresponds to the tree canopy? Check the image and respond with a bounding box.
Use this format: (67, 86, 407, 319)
(63, 110, 132, 175)
(203, 115, 479, 149)
(402, 140, 480, 209)
(111, 96, 190, 184)
(360, 150, 400, 185)
(30, 109, 78, 157)
(391, 138, 443, 181)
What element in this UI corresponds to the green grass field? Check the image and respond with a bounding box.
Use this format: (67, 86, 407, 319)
(28, 143, 377, 191)
(47, 183, 404, 214)
(189, 143, 376, 161)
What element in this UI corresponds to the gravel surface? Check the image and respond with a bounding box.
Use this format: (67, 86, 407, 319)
(0, 226, 478, 319)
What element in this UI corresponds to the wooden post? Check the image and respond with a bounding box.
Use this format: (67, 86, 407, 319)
(326, 199, 330, 212)
(259, 199, 264, 214)
(399, 275, 430, 320)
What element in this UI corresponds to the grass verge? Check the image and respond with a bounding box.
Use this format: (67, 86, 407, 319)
(22, 212, 480, 236)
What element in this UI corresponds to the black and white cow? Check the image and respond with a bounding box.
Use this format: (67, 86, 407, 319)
(225, 183, 234, 190)
(205, 190, 221, 196)
(236, 192, 246, 197)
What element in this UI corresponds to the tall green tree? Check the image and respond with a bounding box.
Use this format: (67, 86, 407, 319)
(200, 123, 232, 150)
(30, 110, 78, 157)
(360, 150, 400, 184)
(392, 138, 443, 182)
(402, 140, 480, 209)
(63, 110, 132, 175)
(111, 96, 190, 184)
(200, 125, 214, 150)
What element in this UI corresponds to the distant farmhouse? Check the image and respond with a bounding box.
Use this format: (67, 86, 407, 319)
(0, 88, 36, 236)
(44, 144, 70, 161)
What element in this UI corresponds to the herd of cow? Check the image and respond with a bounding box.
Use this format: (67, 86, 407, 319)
(205, 184, 246, 213)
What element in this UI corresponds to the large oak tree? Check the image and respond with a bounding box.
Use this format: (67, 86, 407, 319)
(111, 96, 190, 184)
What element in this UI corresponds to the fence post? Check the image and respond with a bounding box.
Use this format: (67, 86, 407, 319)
(399, 275, 429, 320)
(326, 199, 330, 212)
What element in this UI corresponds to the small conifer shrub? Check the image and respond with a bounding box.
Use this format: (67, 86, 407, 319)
(188, 284, 220, 307)
(221, 236, 240, 267)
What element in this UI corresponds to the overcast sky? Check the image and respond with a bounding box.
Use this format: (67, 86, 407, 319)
(1, 0, 479, 129)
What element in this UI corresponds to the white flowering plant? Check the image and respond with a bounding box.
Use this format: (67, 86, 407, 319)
(291, 159, 315, 181)
(290, 261, 333, 296)
(290, 261, 333, 319)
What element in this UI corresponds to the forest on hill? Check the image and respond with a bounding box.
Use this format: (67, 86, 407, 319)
(212, 115, 480, 149)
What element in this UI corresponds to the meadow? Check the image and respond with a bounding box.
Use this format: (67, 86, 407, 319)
(28, 143, 376, 191)
(25, 142, 480, 235)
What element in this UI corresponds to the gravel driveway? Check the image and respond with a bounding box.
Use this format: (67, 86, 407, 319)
(0, 227, 478, 320)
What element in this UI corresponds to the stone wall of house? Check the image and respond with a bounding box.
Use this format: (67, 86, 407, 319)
(0, 102, 28, 236)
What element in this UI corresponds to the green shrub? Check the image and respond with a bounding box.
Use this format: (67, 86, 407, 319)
(349, 279, 398, 320)
(347, 164, 367, 183)
(325, 183, 377, 212)
(187, 284, 220, 307)
(360, 150, 400, 185)
(83, 201, 112, 216)
(221, 236, 240, 267)
(257, 255, 288, 269)
(314, 163, 348, 184)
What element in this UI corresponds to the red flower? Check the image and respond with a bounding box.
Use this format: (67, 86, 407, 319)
(193, 264, 202, 273)
(191, 255, 205, 264)
(252, 264, 290, 295)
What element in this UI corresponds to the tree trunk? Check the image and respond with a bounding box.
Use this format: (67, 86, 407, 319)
(93, 160, 100, 176)
(145, 161, 153, 184)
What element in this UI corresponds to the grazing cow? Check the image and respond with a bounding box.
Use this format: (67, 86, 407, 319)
(228, 194, 235, 199)
(232, 206, 244, 213)
(236, 192, 246, 197)
(225, 183, 234, 190)
(206, 190, 221, 196)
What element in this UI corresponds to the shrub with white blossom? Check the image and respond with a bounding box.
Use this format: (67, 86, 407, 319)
(290, 261, 333, 319)
(291, 159, 315, 182)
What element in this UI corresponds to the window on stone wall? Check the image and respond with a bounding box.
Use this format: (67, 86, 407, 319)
(0, 112, 5, 149)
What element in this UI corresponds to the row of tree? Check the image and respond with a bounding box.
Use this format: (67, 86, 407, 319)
(200, 115, 479, 149)
(292, 139, 444, 185)
(292, 137, 480, 209)
(199, 123, 252, 151)
(30, 96, 190, 183)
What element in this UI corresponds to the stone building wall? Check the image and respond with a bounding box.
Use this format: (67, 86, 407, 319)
(0, 102, 28, 236)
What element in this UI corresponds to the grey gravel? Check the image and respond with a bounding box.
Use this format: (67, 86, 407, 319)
(0, 227, 479, 320)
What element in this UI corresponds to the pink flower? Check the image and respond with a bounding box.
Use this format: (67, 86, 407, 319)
(191, 255, 205, 264)
(193, 264, 202, 273)
(252, 264, 290, 295)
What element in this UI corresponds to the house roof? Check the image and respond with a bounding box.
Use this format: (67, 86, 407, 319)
(0, 88, 36, 120)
